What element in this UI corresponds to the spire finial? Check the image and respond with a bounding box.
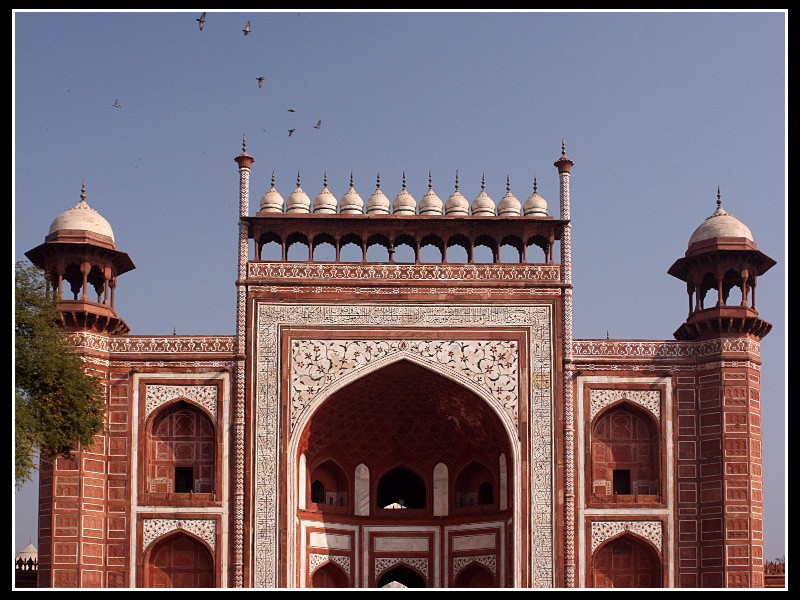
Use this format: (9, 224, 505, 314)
(717, 186, 722, 208)
(533, 177, 538, 194)
(80, 180, 86, 201)
(271, 170, 275, 188)
(350, 171, 354, 188)
(506, 175, 511, 193)
(561, 138, 566, 156)
(481, 173, 485, 192)
(428, 170, 433, 190)
(323, 170, 328, 188)
(296, 171, 301, 188)
(455, 170, 460, 192)
(376, 172, 381, 189)
(173, 326, 177, 336)
(402, 171, 407, 190)
(606, 330, 609, 340)
(242, 133, 247, 153)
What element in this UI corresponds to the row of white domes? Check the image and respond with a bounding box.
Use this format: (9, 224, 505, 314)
(259, 173, 549, 217)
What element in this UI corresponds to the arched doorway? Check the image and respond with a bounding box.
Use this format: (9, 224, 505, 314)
(311, 561, 349, 588)
(454, 562, 496, 588)
(593, 534, 662, 588)
(377, 564, 426, 588)
(144, 532, 214, 588)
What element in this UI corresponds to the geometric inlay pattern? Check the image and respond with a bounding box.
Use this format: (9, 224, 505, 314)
(254, 303, 553, 588)
(375, 556, 429, 579)
(145, 385, 218, 420)
(291, 339, 519, 430)
(453, 554, 497, 578)
(142, 518, 216, 552)
(590, 520, 662, 556)
(589, 389, 660, 421)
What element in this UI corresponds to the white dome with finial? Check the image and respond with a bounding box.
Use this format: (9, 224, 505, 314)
(339, 173, 364, 214)
(497, 176, 521, 216)
(688, 188, 753, 247)
(445, 171, 470, 216)
(313, 172, 338, 214)
(16, 541, 38, 562)
(523, 178, 548, 216)
(259, 171, 285, 212)
(49, 182, 115, 242)
(418, 172, 443, 215)
(366, 174, 390, 215)
(471, 175, 496, 216)
(285, 172, 311, 213)
(392, 173, 417, 215)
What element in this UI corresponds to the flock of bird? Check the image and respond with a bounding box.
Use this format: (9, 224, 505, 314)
(193, 12, 321, 138)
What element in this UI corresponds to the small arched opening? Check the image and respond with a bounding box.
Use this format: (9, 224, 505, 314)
(593, 534, 662, 588)
(377, 466, 426, 510)
(377, 564, 426, 588)
(144, 531, 214, 588)
(453, 561, 496, 588)
(311, 561, 349, 588)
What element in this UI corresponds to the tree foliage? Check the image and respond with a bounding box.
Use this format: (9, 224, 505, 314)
(14, 261, 106, 485)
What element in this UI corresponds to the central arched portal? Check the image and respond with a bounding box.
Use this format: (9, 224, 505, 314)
(294, 359, 516, 588)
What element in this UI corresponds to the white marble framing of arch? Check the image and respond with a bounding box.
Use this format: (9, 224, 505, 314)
(286, 350, 521, 586)
(128, 372, 231, 588)
(575, 375, 674, 588)
(252, 302, 554, 588)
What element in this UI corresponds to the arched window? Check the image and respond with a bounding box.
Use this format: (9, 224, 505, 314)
(311, 561, 349, 588)
(310, 480, 325, 504)
(454, 562, 496, 588)
(455, 461, 495, 509)
(309, 460, 348, 508)
(145, 532, 214, 588)
(593, 534, 662, 588)
(377, 564, 426, 588)
(377, 466, 426, 509)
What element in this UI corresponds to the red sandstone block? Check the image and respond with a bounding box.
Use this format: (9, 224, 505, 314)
(680, 573, 699, 588)
(699, 463, 721, 477)
(53, 542, 78, 563)
(53, 569, 77, 587)
(81, 570, 103, 587)
(107, 571, 126, 587)
(83, 458, 106, 473)
(677, 464, 696, 478)
(54, 514, 79, 536)
(109, 437, 128, 455)
(678, 441, 696, 460)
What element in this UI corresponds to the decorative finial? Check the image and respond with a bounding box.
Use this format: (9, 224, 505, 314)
(323, 170, 328, 188)
(481, 174, 485, 192)
(271, 170, 275, 187)
(455, 170, 460, 192)
(428, 170, 433, 190)
(606, 330, 609, 340)
(80, 180, 86, 201)
(506, 175, 511, 193)
(242, 133, 247, 153)
(173, 326, 177, 335)
(533, 177, 538, 194)
(350, 171, 354, 188)
(717, 186, 722, 208)
(561, 139, 566, 156)
(376, 172, 381, 189)
(402, 171, 407, 190)
(296, 171, 301, 188)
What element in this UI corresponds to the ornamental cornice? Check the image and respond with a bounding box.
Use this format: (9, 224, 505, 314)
(589, 389, 660, 421)
(590, 520, 662, 555)
(69, 332, 236, 354)
(145, 384, 218, 420)
(142, 518, 216, 552)
(572, 337, 759, 360)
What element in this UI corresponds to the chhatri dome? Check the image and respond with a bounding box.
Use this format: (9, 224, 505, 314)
(285, 172, 312, 213)
(523, 177, 548, 217)
(339, 173, 364, 215)
(313, 172, 338, 214)
(445, 171, 470, 216)
(418, 172, 444, 215)
(366, 174, 391, 215)
(471, 174, 496, 216)
(687, 188, 754, 247)
(392, 173, 417, 215)
(259, 171, 285, 212)
(497, 176, 522, 216)
(49, 181, 115, 243)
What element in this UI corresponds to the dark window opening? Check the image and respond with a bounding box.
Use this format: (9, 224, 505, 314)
(613, 469, 631, 495)
(175, 466, 193, 493)
(478, 481, 494, 505)
(311, 480, 325, 504)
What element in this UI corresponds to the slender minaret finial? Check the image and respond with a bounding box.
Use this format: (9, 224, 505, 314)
(506, 175, 511, 193)
(296, 171, 301, 188)
(561, 138, 566, 156)
(80, 180, 86, 201)
(376, 172, 381, 189)
(481, 173, 486, 192)
(242, 133, 247, 153)
(606, 330, 609, 340)
(173, 326, 177, 336)
(350, 171, 354, 188)
(428, 170, 433, 190)
(534, 177, 538, 194)
(323, 170, 328, 188)
(455, 170, 460, 192)
(717, 186, 722, 208)
(271, 170, 275, 187)
(402, 171, 407, 190)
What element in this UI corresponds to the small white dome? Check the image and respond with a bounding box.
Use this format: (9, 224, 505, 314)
(392, 174, 417, 215)
(497, 177, 521, 216)
(523, 178, 548, 216)
(285, 173, 311, 213)
(445, 172, 469, 216)
(313, 173, 338, 214)
(339, 174, 364, 215)
(418, 173, 443, 215)
(259, 172, 285, 212)
(16, 542, 37, 561)
(366, 175, 391, 215)
(471, 176, 496, 216)
(688, 191, 753, 247)
(49, 183, 115, 242)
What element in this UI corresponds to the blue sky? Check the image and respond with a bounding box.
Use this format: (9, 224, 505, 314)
(13, 10, 786, 565)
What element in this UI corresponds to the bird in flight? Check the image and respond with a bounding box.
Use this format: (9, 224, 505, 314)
(313, 120, 321, 129)
(113, 99, 122, 109)
(256, 76, 265, 88)
(243, 20, 251, 36)
(288, 129, 296, 137)
(197, 12, 206, 31)
(287, 108, 296, 112)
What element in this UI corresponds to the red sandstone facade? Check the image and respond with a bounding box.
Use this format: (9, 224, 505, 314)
(24, 142, 775, 588)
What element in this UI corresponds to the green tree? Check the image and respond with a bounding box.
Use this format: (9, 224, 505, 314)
(14, 260, 106, 485)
